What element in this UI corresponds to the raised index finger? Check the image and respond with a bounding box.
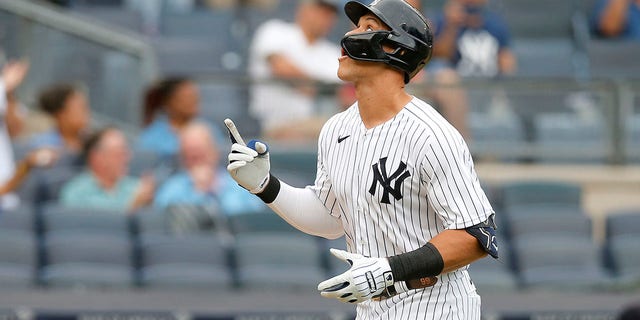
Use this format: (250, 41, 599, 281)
(224, 118, 246, 146)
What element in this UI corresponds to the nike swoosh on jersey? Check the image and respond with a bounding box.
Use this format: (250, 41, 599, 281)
(337, 135, 350, 143)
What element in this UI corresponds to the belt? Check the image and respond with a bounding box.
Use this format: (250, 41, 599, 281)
(372, 276, 438, 301)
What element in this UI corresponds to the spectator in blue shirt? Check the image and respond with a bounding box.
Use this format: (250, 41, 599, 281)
(592, 0, 640, 39)
(137, 77, 200, 160)
(30, 83, 90, 163)
(154, 122, 265, 216)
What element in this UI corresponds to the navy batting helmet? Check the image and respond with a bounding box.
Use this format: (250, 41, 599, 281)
(341, 0, 433, 83)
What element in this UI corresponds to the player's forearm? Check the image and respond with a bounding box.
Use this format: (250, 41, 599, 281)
(598, 0, 631, 36)
(387, 229, 487, 281)
(428, 229, 487, 274)
(262, 176, 344, 239)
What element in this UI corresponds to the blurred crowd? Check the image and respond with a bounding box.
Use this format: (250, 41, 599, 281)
(2, 0, 638, 217)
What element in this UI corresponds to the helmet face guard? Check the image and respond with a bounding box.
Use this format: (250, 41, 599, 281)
(341, 31, 391, 63)
(342, 0, 433, 83)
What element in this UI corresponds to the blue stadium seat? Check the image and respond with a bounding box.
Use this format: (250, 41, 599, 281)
(513, 235, 612, 290)
(607, 235, 640, 287)
(321, 236, 349, 277)
(533, 113, 607, 163)
(42, 204, 131, 236)
(227, 210, 298, 234)
(469, 242, 518, 292)
(269, 150, 318, 187)
(606, 211, 640, 239)
(0, 206, 36, 233)
(198, 82, 247, 126)
(134, 208, 169, 236)
(41, 232, 134, 288)
(492, 0, 575, 39)
(0, 230, 37, 288)
(507, 213, 591, 239)
(587, 41, 640, 79)
(154, 37, 245, 74)
(73, 6, 143, 33)
(501, 181, 582, 212)
(512, 39, 576, 78)
(30, 165, 80, 205)
(234, 233, 325, 291)
(160, 10, 234, 39)
(139, 234, 233, 289)
(628, 115, 640, 162)
(468, 113, 525, 160)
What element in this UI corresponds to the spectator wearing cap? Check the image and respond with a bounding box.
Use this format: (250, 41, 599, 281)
(248, 0, 342, 141)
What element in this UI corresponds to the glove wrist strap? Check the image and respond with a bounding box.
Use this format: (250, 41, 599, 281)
(256, 174, 280, 204)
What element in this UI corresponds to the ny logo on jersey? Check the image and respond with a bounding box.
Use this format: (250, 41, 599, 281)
(369, 157, 411, 204)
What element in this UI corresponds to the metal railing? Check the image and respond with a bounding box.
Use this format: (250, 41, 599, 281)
(0, 0, 157, 131)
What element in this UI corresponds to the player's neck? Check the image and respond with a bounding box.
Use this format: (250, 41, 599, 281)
(355, 79, 412, 129)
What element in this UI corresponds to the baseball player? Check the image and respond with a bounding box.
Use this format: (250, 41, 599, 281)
(225, 0, 498, 318)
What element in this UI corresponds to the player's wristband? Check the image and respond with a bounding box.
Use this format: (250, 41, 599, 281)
(256, 174, 280, 204)
(387, 242, 444, 281)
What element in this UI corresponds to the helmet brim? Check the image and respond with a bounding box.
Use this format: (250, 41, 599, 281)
(344, 1, 388, 28)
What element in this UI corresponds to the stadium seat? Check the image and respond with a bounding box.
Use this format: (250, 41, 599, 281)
(468, 242, 518, 292)
(128, 149, 163, 178)
(628, 115, 640, 162)
(269, 150, 318, 187)
(0, 206, 36, 233)
(533, 113, 607, 163)
(506, 213, 591, 239)
(501, 181, 582, 212)
(154, 37, 244, 74)
(512, 39, 575, 78)
(227, 210, 299, 234)
(468, 113, 526, 161)
(139, 234, 233, 289)
(321, 236, 349, 277)
(607, 235, 640, 287)
(42, 204, 131, 236)
(0, 230, 38, 288)
(513, 235, 611, 290)
(161, 10, 234, 39)
(30, 165, 80, 205)
(73, 6, 143, 33)
(492, 0, 574, 39)
(134, 208, 169, 236)
(606, 211, 640, 239)
(41, 232, 134, 288)
(587, 41, 640, 79)
(198, 82, 247, 126)
(234, 233, 325, 291)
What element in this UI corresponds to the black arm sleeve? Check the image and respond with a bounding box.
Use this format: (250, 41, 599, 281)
(387, 242, 444, 281)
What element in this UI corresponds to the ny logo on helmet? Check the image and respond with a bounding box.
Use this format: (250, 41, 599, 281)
(369, 157, 411, 204)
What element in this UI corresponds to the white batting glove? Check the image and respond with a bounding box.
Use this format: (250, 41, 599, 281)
(318, 249, 394, 304)
(225, 119, 271, 194)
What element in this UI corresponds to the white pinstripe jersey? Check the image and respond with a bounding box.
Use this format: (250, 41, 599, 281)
(310, 97, 494, 319)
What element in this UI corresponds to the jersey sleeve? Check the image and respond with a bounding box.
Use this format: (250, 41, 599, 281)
(309, 121, 340, 219)
(420, 135, 494, 230)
